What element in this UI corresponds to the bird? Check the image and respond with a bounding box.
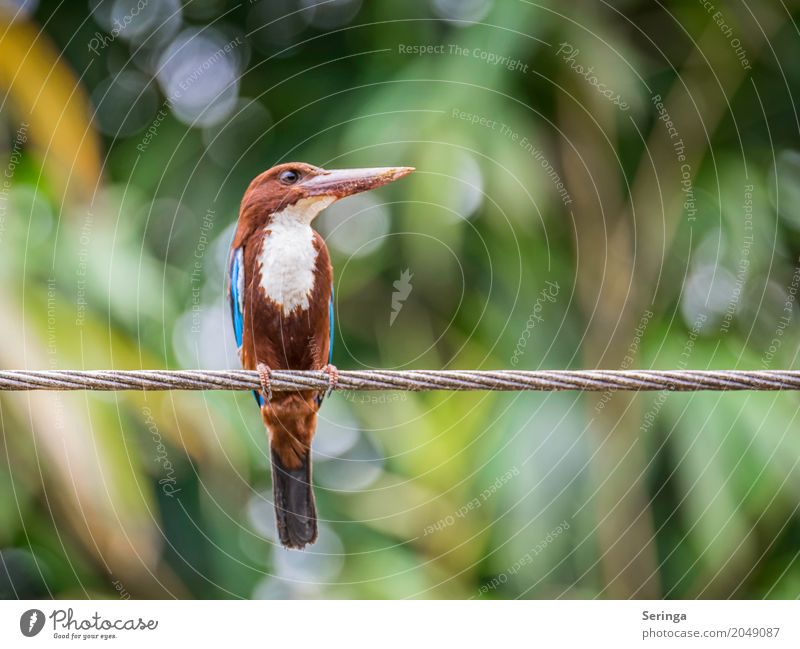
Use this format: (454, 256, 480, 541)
(229, 162, 414, 549)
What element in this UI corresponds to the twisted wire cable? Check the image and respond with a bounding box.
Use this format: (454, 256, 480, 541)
(0, 369, 798, 392)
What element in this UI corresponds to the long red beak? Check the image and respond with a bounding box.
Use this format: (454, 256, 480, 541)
(301, 166, 414, 198)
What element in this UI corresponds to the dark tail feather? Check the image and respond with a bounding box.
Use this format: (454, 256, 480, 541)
(270, 449, 318, 549)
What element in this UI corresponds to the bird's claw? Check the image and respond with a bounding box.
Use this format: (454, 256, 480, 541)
(323, 364, 339, 399)
(257, 363, 273, 404)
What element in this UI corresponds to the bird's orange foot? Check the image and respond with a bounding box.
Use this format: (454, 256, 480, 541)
(257, 363, 273, 404)
(323, 364, 339, 399)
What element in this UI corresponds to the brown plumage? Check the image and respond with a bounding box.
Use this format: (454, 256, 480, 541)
(229, 162, 413, 548)
(240, 229, 331, 467)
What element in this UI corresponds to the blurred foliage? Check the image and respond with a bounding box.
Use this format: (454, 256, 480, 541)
(1, 0, 800, 599)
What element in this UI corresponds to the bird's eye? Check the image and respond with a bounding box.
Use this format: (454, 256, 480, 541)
(279, 169, 301, 185)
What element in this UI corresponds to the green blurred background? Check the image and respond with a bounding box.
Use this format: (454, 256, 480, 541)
(1, 0, 800, 599)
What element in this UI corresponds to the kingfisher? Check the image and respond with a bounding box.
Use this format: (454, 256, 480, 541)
(229, 162, 414, 549)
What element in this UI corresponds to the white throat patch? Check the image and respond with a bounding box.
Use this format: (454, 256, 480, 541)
(257, 196, 334, 315)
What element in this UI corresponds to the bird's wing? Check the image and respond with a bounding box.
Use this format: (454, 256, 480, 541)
(228, 247, 245, 350)
(314, 282, 335, 409)
(229, 247, 263, 406)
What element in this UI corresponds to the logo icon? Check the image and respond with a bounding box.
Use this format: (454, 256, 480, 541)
(390, 269, 413, 326)
(20, 609, 45, 637)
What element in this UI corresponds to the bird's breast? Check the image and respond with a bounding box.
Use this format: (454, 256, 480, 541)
(256, 217, 319, 315)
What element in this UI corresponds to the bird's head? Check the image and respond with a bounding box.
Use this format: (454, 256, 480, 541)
(239, 162, 414, 229)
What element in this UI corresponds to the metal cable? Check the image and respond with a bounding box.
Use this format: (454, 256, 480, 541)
(0, 369, 797, 392)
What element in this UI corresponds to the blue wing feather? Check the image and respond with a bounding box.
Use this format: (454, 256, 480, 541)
(229, 247, 263, 406)
(315, 283, 335, 409)
(229, 248, 244, 350)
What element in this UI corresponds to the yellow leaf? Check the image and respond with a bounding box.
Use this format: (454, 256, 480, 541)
(0, 12, 102, 203)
